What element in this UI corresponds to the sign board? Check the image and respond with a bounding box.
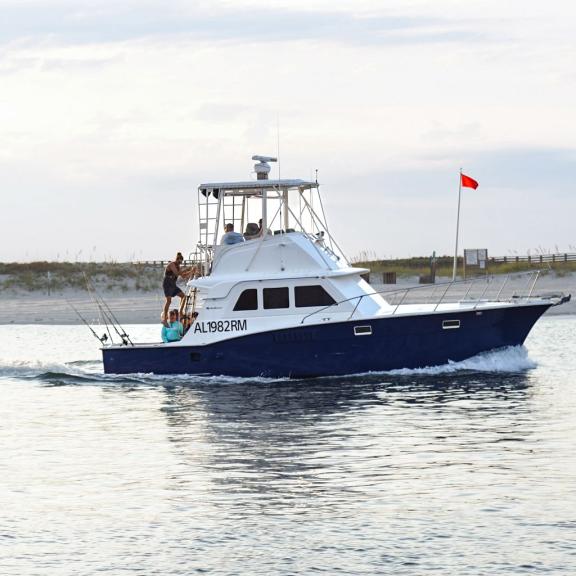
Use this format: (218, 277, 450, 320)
(464, 249, 488, 267)
(465, 250, 478, 266)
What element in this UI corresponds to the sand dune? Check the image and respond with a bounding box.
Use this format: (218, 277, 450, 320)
(0, 272, 573, 325)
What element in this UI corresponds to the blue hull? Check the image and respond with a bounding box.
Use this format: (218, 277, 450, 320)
(102, 305, 550, 378)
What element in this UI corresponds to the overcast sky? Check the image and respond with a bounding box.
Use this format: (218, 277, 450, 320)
(1, 0, 575, 262)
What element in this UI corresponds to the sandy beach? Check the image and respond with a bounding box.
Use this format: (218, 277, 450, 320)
(0, 291, 165, 325)
(0, 272, 574, 325)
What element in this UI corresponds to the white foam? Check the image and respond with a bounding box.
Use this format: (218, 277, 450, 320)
(388, 346, 537, 375)
(0, 358, 97, 379)
(128, 372, 289, 385)
(0, 357, 287, 385)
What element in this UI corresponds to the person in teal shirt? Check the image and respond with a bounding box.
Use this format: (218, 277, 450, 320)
(161, 309, 183, 342)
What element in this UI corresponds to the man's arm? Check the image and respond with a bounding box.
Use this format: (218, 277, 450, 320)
(180, 266, 197, 280)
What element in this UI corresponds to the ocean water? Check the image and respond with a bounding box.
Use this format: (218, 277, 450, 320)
(1, 317, 575, 575)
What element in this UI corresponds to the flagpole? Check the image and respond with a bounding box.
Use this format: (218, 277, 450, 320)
(452, 168, 462, 281)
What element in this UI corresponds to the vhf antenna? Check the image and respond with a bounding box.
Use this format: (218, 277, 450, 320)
(277, 114, 281, 180)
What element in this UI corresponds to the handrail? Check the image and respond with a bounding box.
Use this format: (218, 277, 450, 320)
(473, 278, 491, 310)
(495, 275, 509, 301)
(521, 271, 535, 299)
(300, 270, 542, 325)
(462, 276, 476, 301)
(528, 270, 540, 298)
(433, 281, 453, 312)
(348, 297, 362, 320)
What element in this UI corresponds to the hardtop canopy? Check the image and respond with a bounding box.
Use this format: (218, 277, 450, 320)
(199, 179, 317, 196)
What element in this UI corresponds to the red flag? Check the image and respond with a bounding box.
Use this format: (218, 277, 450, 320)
(461, 173, 479, 189)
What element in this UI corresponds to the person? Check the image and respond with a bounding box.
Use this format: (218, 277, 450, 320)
(161, 309, 184, 342)
(162, 252, 193, 321)
(257, 218, 272, 236)
(244, 222, 260, 240)
(181, 311, 199, 334)
(220, 223, 245, 245)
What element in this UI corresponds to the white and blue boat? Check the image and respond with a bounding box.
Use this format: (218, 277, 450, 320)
(102, 156, 570, 377)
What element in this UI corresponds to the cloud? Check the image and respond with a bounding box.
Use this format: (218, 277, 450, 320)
(335, 147, 576, 199)
(1, 1, 575, 261)
(0, 1, 490, 47)
(327, 146, 576, 258)
(462, 148, 576, 192)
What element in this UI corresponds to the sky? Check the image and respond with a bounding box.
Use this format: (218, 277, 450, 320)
(1, 0, 575, 262)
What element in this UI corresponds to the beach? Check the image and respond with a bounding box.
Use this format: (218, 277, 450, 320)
(1, 271, 574, 325)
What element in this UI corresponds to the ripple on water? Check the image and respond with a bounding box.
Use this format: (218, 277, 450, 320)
(0, 320, 575, 575)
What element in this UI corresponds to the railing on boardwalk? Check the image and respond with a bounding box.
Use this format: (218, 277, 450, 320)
(490, 253, 576, 264)
(133, 252, 576, 269)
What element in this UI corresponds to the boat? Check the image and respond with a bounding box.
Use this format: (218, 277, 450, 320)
(101, 155, 570, 377)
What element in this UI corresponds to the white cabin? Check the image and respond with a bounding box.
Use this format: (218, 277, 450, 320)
(176, 157, 390, 345)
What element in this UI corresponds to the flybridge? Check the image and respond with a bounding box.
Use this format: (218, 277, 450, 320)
(196, 155, 340, 274)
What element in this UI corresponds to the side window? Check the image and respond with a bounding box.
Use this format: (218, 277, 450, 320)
(233, 289, 258, 311)
(263, 287, 290, 309)
(295, 285, 336, 308)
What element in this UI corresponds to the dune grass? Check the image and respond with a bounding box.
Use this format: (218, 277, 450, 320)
(1, 257, 574, 294)
(0, 262, 162, 293)
(352, 256, 576, 279)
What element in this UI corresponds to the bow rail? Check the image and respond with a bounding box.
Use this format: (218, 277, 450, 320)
(301, 270, 544, 324)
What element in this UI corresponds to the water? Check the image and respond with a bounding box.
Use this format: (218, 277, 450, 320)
(1, 317, 575, 575)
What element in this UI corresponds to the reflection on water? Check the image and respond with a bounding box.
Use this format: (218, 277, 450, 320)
(158, 373, 535, 518)
(0, 319, 575, 575)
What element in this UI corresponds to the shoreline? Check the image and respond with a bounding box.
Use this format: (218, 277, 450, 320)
(1, 272, 574, 325)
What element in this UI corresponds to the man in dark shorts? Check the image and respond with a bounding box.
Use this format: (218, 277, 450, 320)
(162, 252, 193, 321)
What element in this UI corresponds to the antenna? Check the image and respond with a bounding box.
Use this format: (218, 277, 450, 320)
(277, 114, 281, 181)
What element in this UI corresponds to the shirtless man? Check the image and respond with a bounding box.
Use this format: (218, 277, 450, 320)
(161, 253, 194, 321)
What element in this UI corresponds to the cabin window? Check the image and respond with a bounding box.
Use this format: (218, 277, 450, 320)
(442, 319, 461, 330)
(234, 289, 258, 311)
(295, 285, 336, 308)
(263, 287, 290, 309)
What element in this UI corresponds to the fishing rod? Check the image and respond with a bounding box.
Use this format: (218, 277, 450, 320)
(82, 272, 133, 346)
(82, 271, 114, 344)
(94, 291, 133, 346)
(67, 300, 109, 344)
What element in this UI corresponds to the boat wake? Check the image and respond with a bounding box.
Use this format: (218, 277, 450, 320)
(0, 358, 286, 387)
(0, 346, 536, 386)
(0, 358, 111, 385)
(386, 346, 537, 376)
